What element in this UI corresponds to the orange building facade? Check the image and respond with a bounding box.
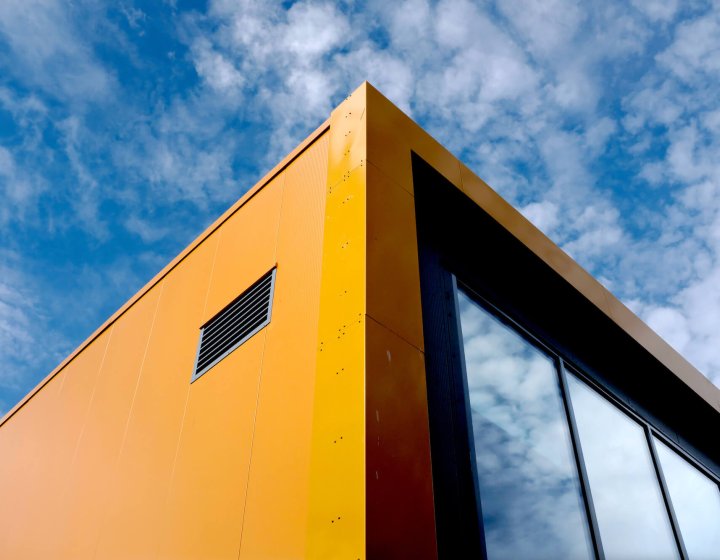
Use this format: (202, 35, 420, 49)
(1, 83, 718, 559)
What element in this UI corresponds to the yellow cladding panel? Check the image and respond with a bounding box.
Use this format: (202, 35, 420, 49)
(157, 331, 267, 559)
(0, 327, 112, 557)
(362, 82, 437, 556)
(239, 133, 329, 558)
(0, 374, 63, 558)
(94, 233, 219, 558)
(0, 128, 332, 558)
(365, 83, 462, 193)
(15, 328, 113, 558)
(327, 88, 367, 187)
(2, 79, 718, 560)
(366, 161, 424, 351)
(202, 174, 283, 324)
(158, 178, 287, 558)
(50, 284, 162, 558)
(306, 86, 367, 559)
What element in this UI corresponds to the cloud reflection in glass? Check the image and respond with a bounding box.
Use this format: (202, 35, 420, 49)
(457, 290, 592, 560)
(566, 373, 680, 560)
(654, 437, 720, 559)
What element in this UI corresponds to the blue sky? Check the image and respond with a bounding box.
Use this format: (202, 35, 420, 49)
(1, 0, 720, 414)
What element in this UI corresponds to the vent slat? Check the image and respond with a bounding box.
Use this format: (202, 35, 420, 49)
(199, 293, 270, 349)
(202, 275, 272, 337)
(195, 314, 268, 373)
(195, 305, 269, 369)
(192, 269, 275, 381)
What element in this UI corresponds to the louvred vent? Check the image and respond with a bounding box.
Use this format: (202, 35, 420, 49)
(192, 268, 275, 381)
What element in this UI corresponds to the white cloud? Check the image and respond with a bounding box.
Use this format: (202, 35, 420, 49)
(2, 0, 720, 407)
(521, 201, 559, 236)
(497, 0, 586, 58)
(631, 0, 679, 22)
(0, 0, 114, 102)
(282, 2, 350, 58)
(0, 250, 69, 411)
(191, 38, 245, 94)
(121, 4, 147, 31)
(610, 4, 720, 385)
(124, 215, 172, 243)
(0, 146, 44, 227)
(656, 10, 720, 82)
(646, 306, 691, 355)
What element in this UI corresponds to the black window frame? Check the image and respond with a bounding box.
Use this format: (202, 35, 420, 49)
(412, 153, 720, 559)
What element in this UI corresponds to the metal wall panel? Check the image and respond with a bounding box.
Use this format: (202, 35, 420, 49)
(366, 317, 437, 559)
(94, 233, 219, 558)
(22, 329, 112, 558)
(54, 284, 161, 558)
(306, 88, 367, 559)
(202, 175, 283, 324)
(157, 177, 284, 559)
(0, 129, 330, 558)
(2, 80, 716, 560)
(239, 133, 329, 558)
(157, 332, 266, 559)
(363, 86, 439, 558)
(0, 374, 64, 558)
(366, 162, 424, 350)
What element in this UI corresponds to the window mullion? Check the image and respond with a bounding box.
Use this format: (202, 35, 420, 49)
(646, 426, 690, 560)
(557, 358, 606, 560)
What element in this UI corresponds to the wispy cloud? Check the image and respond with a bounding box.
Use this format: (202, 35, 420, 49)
(0, 249, 68, 414)
(1, 0, 720, 412)
(614, 5, 720, 378)
(0, 0, 114, 102)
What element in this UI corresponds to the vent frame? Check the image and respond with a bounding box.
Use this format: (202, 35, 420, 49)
(191, 268, 276, 382)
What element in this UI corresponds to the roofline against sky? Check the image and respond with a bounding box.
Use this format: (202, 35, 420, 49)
(4, 79, 719, 426)
(0, 115, 331, 427)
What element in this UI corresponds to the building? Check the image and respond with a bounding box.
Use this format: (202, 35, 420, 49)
(0, 82, 718, 559)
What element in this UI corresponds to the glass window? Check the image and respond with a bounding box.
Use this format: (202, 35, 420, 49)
(566, 373, 680, 559)
(457, 290, 593, 560)
(654, 437, 720, 559)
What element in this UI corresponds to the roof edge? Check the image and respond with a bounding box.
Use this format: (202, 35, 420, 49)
(1, 118, 330, 427)
(362, 81, 720, 413)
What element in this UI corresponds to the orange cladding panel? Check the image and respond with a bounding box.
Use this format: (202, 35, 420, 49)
(18, 329, 113, 558)
(51, 284, 162, 558)
(366, 317, 437, 559)
(94, 233, 219, 558)
(0, 374, 63, 558)
(306, 87, 367, 559)
(0, 327, 111, 554)
(366, 161, 424, 351)
(0, 132, 330, 558)
(239, 133, 329, 558)
(362, 82, 437, 556)
(365, 83, 462, 194)
(157, 179, 285, 558)
(202, 174, 283, 324)
(157, 331, 267, 559)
